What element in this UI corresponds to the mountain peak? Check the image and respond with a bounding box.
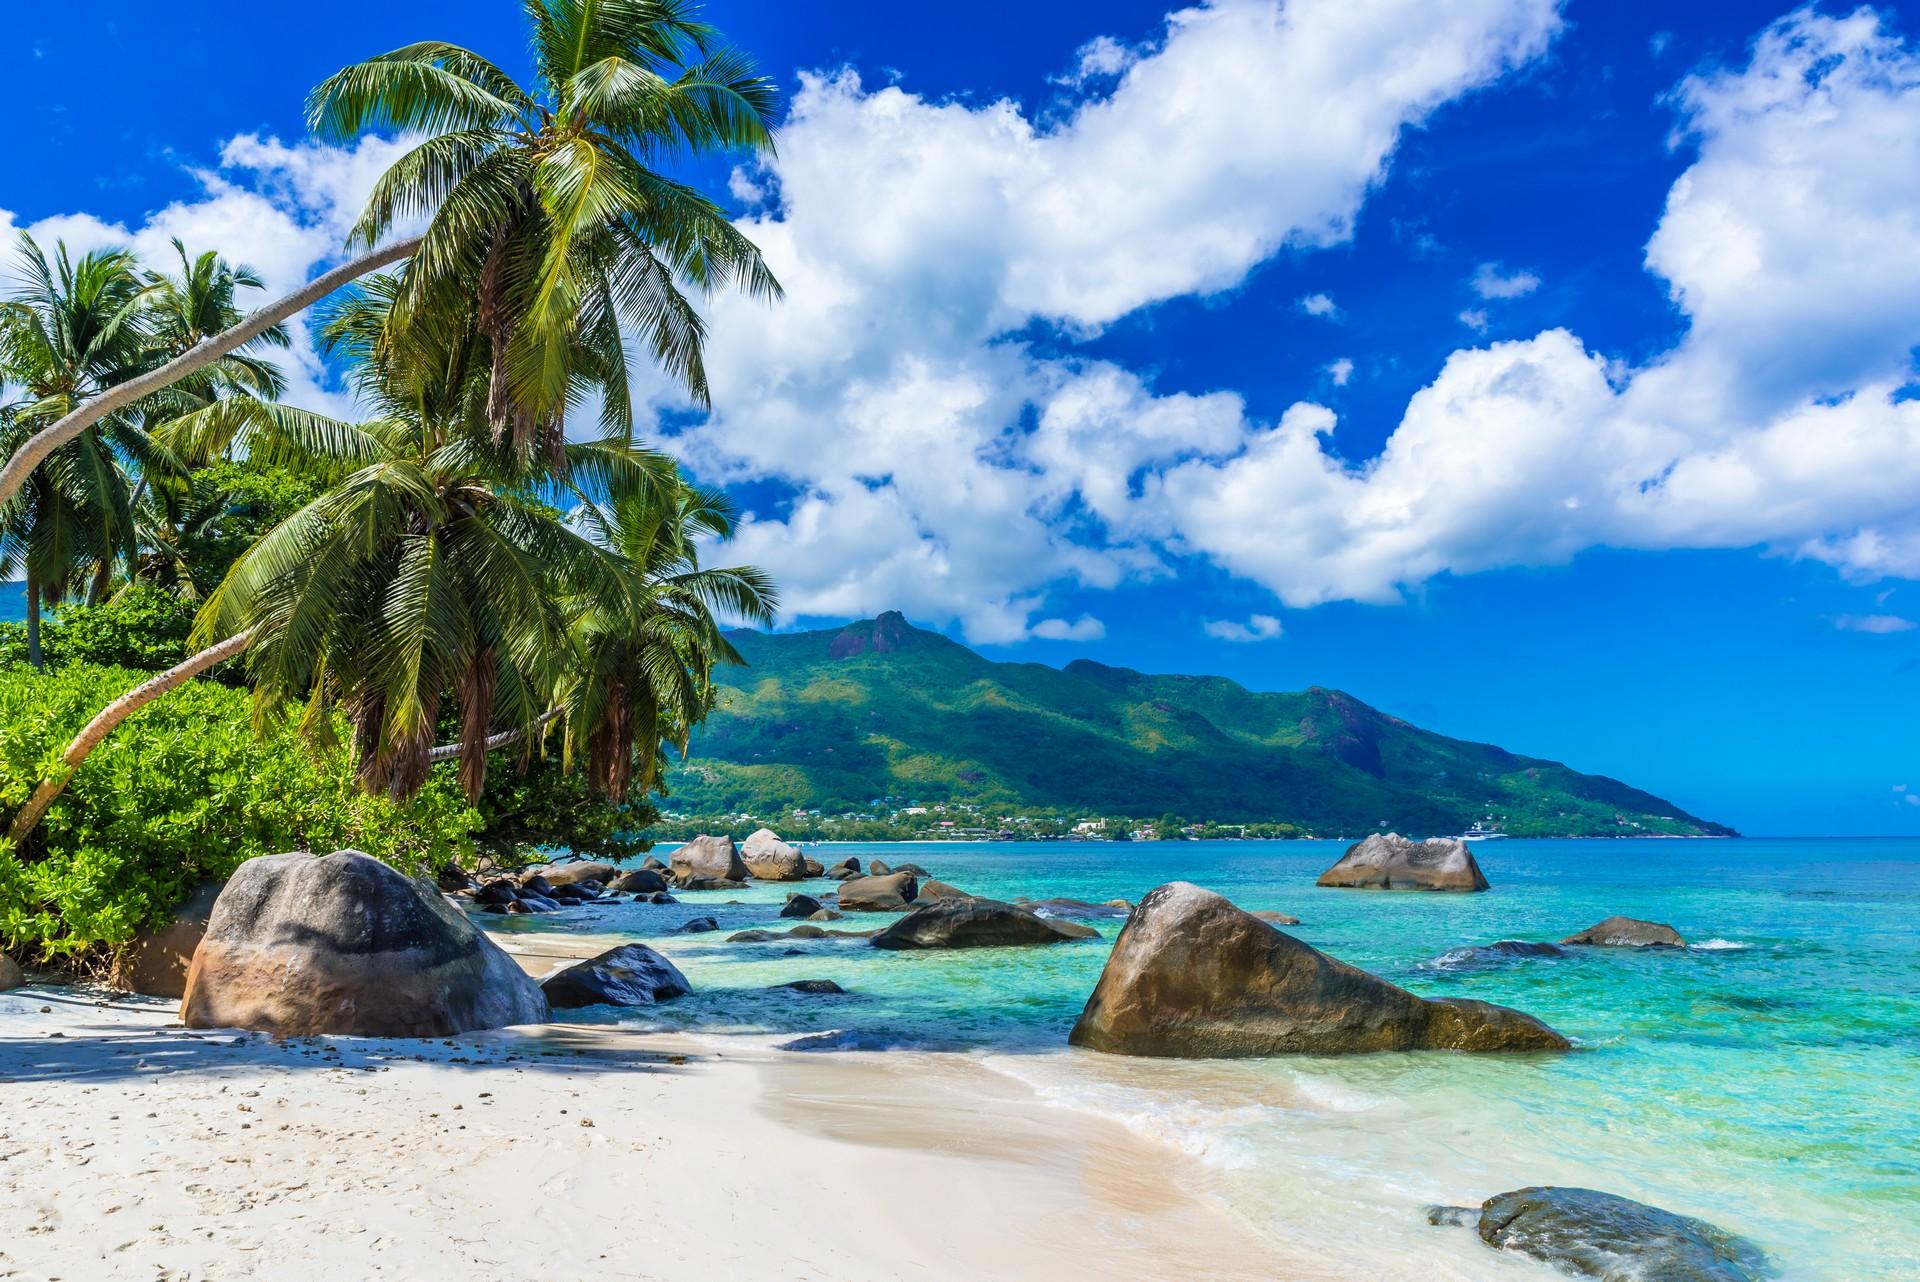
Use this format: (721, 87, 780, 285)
(828, 610, 919, 660)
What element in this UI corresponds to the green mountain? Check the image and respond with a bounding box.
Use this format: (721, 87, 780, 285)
(665, 611, 1735, 838)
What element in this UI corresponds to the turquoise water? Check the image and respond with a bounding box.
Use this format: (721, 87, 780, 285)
(481, 838, 1920, 1280)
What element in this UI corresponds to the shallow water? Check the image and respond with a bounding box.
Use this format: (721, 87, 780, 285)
(482, 837, 1920, 1281)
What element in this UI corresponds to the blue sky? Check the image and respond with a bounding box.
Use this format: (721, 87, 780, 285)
(6, 1, 1920, 835)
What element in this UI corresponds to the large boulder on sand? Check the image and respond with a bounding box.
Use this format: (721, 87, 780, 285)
(740, 828, 807, 881)
(541, 944, 690, 1008)
(836, 871, 920, 911)
(110, 881, 223, 998)
(1317, 833, 1489, 892)
(1441, 1186, 1767, 1282)
(873, 898, 1087, 950)
(670, 835, 749, 888)
(0, 953, 22, 991)
(180, 851, 548, 1037)
(1561, 916, 1686, 948)
(1069, 882, 1568, 1057)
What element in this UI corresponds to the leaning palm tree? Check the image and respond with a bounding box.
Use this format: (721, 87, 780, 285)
(308, 0, 781, 461)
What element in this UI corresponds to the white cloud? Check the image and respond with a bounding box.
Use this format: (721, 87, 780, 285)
(1031, 614, 1108, 641)
(1471, 261, 1540, 298)
(1327, 357, 1355, 385)
(1203, 614, 1284, 641)
(1057, 35, 1143, 88)
(1834, 613, 1916, 634)
(1458, 307, 1490, 331)
(661, 0, 1564, 640)
(1298, 292, 1339, 317)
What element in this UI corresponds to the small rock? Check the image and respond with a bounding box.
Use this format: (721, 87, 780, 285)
(773, 979, 846, 995)
(1561, 917, 1687, 948)
(678, 917, 721, 934)
(780, 893, 825, 919)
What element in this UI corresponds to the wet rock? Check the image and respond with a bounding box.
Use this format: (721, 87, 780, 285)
(519, 874, 555, 897)
(505, 901, 532, 915)
(671, 835, 750, 888)
(608, 868, 669, 895)
(1425, 941, 1569, 971)
(740, 828, 808, 881)
(836, 872, 920, 911)
(678, 917, 721, 934)
(1470, 1186, 1766, 1282)
(518, 894, 563, 912)
(180, 850, 548, 1037)
(479, 902, 509, 915)
(825, 858, 862, 881)
(773, 979, 846, 995)
(727, 929, 782, 943)
(111, 881, 223, 999)
(645, 891, 678, 905)
(1018, 897, 1129, 920)
(784, 924, 829, 939)
(541, 944, 691, 1008)
(873, 898, 1088, 949)
(801, 857, 825, 878)
(780, 893, 825, 919)
(1316, 833, 1489, 892)
(1068, 882, 1569, 1057)
(676, 877, 747, 892)
(475, 878, 520, 906)
(1561, 917, 1687, 948)
(808, 908, 844, 922)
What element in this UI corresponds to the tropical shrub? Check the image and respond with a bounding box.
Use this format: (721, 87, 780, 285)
(0, 583, 194, 671)
(0, 662, 479, 960)
(474, 750, 659, 864)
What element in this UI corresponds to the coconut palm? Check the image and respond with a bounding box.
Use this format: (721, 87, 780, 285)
(307, 0, 781, 463)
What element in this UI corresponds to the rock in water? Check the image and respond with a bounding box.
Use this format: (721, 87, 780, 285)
(868, 859, 893, 877)
(773, 979, 846, 995)
(1425, 941, 1569, 972)
(872, 899, 1088, 949)
(0, 953, 22, 991)
(780, 893, 826, 919)
(678, 917, 720, 934)
(609, 868, 670, 895)
(179, 850, 548, 1037)
(1251, 910, 1302, 926)
(825, 858, 862, 881)
(111, 881, 223, 998)
(740, 828, 808, 881)
(1017, 897, 1129, 920)
(1561, 916, 1687, 948)
(836, 872, 920, 911)
(542, 944, 690, 1008)
(535, 861, 619, 888)
(1471, 1187, 1766, 1282)
(1316, 833, 1489, 892)
(912, 879, 973, 905)
(1068, 882, 1568, 1057)
(670, 835, 750, 888)
(801, 857, 825, 878)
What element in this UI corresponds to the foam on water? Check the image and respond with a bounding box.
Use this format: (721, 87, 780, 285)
(1689, 938, 1749, 951)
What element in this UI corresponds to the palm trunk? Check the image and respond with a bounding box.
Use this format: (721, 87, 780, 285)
(0, 236, 423, 511)
(6, 630, 252, 846)
(24, 570, 42, 671)
(425, 707, 563, 763)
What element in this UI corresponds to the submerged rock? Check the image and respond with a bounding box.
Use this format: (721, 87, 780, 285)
(772, 979, 846, 995)
(808, 908, 844, 922)
(542, 944, 690, 1008)
(873, 898, 1088, 950)
(608, 868, 669, 895)
(1068, 882, 1569, 1057)
(911, 879, 973, 905)
(677, 917, 720, 934)
(1317, 833, 1489, 892)
(1562, 916, 1687, 948)
(670, 835, 749, 888)
(1425, 941, 1569, 971)
(1468, 1186, 1766, 1282)
(740, 828, 807, 881)
(836, 872, 920, 911)
(180, 850, 548, 1037)
(111, 881, 223, 999)
(1017, 897, 1130, 920)
(780, 893, 826, 919)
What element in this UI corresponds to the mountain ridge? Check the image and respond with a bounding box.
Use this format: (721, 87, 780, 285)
(665, 611, 1735, 838)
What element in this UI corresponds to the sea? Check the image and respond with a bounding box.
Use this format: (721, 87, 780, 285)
(481, 836, 1919, 1280)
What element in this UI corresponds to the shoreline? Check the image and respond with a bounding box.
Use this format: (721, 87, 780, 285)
(0, 981, 1291, 1282)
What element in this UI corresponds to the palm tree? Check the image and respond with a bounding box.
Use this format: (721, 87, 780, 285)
(308, 0, 781, 462)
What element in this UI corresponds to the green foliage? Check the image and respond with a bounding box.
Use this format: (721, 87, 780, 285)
(0, 583, 194, 671)
(663, 614, 1737, 839)
(0, 662, 479, 960)
(474, 750, 658, 863)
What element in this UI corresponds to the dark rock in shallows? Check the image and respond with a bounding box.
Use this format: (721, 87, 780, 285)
(1068, 882, 1569, 1057)
(475, 878, 520, 906)
(727, 929, 782, 943)
(180, 850, 548, 1037)
(609, 868, 669, 895)
(740, 828, 808, 881)
(645, 891, 678, 905)
(1425, 940, 1569, 971)
(541, 944, 690, 1009)
(518, 894, 563, 913)
(836, 871, 920, 911)
(1017, 897, 1129, 920)
(1561, 916, 1687, 948)
(519, 874, 555, 897)
(825, 858, 862, 881)
(780, 893, 825, 919)
(434, 863, 473, 893)
(678, 917, 720, 934)
(504, 901, 532, 915)
(479, 902, 509, 915)
(1317, 833, 1489, 892)
(773, 979, 846, 995)
(784, 924, 829, 939)
(0, 953, 23, 991)
(670, 835, 749, 888)
(111, 881, 223, 999)
(1471, 1187, 1766, 1282)
(873, 898, 1088, 950)
(801, 857, 825, 878)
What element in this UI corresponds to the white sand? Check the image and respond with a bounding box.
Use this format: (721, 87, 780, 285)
(0, 979, 1290, 1282)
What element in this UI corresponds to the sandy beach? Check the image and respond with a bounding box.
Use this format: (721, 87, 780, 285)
(0, 937, 1290, 1282)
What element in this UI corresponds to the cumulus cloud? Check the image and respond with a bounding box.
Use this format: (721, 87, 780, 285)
(659, 0, 1564, 639)
(1057, 35, 1143, 88)
(1457, 308, 1490, 331)
(1298, 292, 1339, 317)
(1471, 261, 1540, 298)
(1327, 357, 1355, 386)
(1031, 614, 1108, 641)
(1834, 613, 1916, 634)
(1203, 614, 1284, 641)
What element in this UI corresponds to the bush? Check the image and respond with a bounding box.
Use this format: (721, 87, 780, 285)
(0, 584, 195, 672)
(475, 750, 657, 864)
(0, 662, 480, 960)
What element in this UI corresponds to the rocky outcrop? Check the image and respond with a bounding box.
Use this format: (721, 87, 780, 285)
(1069, 882, 1568, 1057)
(1444, 1186, 1766, 1282)
(780, 893, 825, 919)
(670, 835, 750, 888)
(912, 879, 972, 905)
(0, 953, 22, 991)
(873, 898, 1088, 950)
(180, 851, 548, 1037)
(1561, 916, 1687, 948)
(1316, 833, 1489, 892)
(836, 871, 920, 911)
(536, 861, 619, 888)
(608, 868, 670, 895)
(825, 857, 862, 880)
(827, 610, 917, 659)
(740, 828, 807, 881)
(111, 881, 223, 998)
(541, 944, 690, 1008)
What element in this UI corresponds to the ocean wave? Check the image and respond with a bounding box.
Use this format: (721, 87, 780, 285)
(1689, 939, 1749, 951)
(980, 1057, 1270, 1168)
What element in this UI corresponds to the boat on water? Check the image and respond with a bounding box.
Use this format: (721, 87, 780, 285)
(1459, 821, 1508, 841)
